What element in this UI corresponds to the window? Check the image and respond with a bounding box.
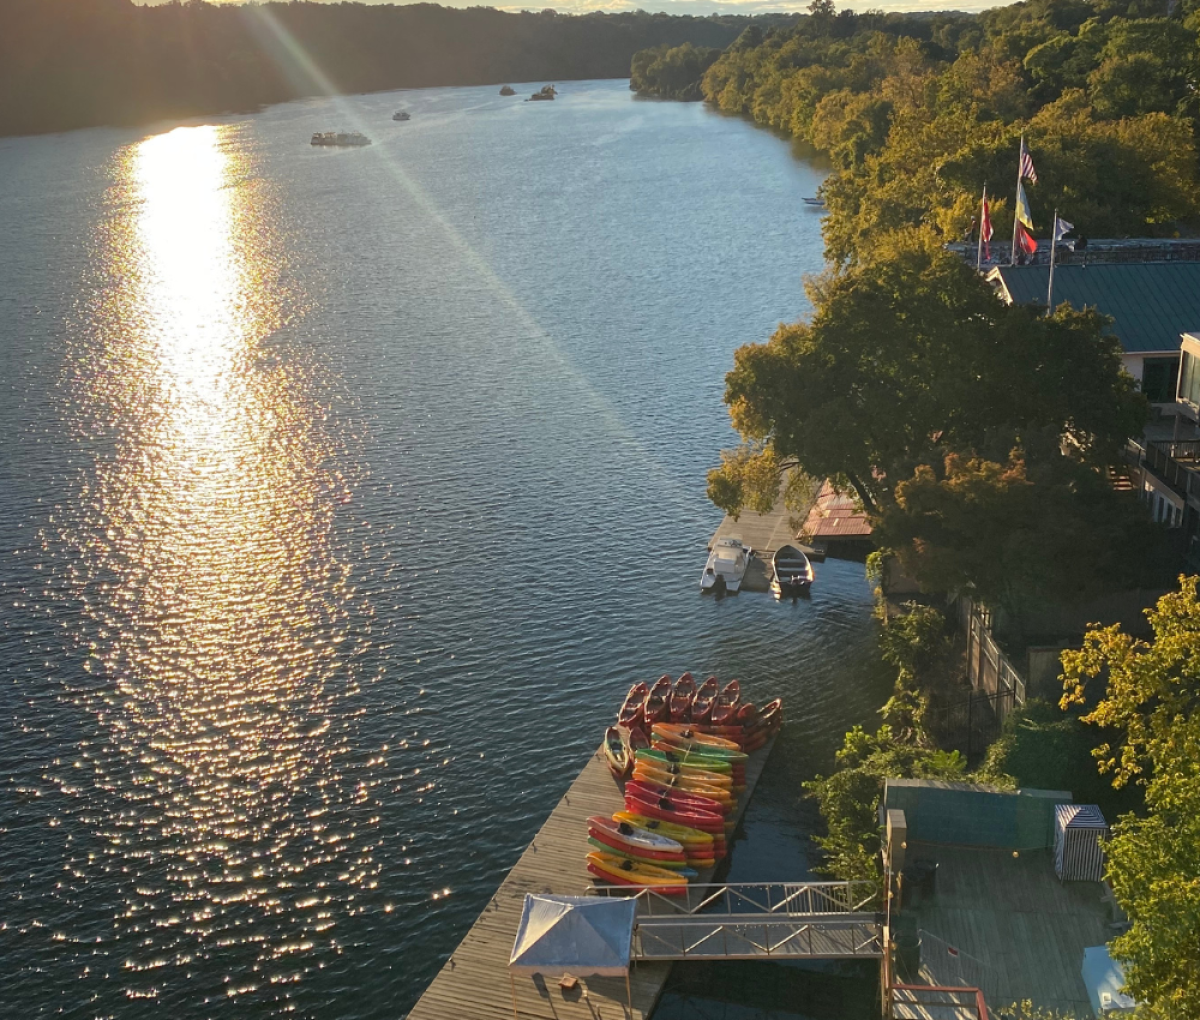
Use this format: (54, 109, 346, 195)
(1180, 351, 1200, 410)
(1142, 356, 1180, 404)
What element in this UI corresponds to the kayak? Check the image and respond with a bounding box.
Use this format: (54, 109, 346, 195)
(611, 817, 724, 862)
(692, 676, 719, 723)
(587, 815, 685, 857)
(653, 723, 743, 753)
(637, 747, 733, 774)
(618, 682, 649, 732)
(669, 672, 696, 723)
(624, 789, 725, 833)
(634, 759, 733, 788)
(633, 764, 736, 804)
(652, 735, 748, 763)
(587, 851, 688, 894)
(737, 702, 758, 726)
(643, 675, 672, 727)
(626, 779, 730, 816)
(613, 811, 717, 850)
(603, 725, 631, 779)
(586, 838, 700, 875)
(712, 679, 742, 726)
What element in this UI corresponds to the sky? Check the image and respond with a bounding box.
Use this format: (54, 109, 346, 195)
(138, 0, 1010, 16)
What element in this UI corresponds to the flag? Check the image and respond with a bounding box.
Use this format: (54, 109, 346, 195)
(1054, 216, 1074, 242)
(1019, 138, 1037, 184)
(1015, 182, 1035, 230)
(1015, 223, 1038, 255)
(981, 197, 993, 260)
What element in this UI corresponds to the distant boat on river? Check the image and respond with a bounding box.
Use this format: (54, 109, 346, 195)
(392, 110, 411, 122)
(802, 197, 824, 207)
(527, 85, 557, 102)
(500, 85, 516, 96)
(311, 131, 371, 147)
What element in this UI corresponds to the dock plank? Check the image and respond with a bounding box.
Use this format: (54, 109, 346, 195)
(407, 735, 778, 1020)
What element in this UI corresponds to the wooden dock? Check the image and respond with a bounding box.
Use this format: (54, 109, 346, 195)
(707, 476, 821, 593)
(407, 734, 778, 1020)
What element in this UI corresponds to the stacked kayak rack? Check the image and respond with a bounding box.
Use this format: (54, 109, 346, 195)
(588, 674, 784, 897)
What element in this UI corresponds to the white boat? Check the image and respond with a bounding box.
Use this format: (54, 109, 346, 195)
(700, 537, 751, 593)
(771, 544, 814, 598)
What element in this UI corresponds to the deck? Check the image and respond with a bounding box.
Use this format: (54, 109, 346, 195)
(406, 734, 779, 1020)
(895, 842, 1114, 1016)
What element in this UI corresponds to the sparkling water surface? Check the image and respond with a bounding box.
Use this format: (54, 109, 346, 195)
(0, 79, 891, 1019)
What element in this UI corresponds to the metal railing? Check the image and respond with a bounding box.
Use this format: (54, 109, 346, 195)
(591, 880, 879, 917)
(1144, 440, 1200, 499)
(635, 915, 884, 961)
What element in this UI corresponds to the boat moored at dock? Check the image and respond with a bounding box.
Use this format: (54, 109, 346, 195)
(701, 536, 751, 593)
(772, 543, 815, 597)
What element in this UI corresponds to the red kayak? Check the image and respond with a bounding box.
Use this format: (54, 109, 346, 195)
(603, 725, 631, 779)
(737, 702, 759, 727)
(712, 679, 742, 726)
(623, 725, 650, 761)
(624, 792, 725, 834)
(691, 676, 719, 723)
(669, 672, 697, 723)
(618, 682, 649, 732)
(643, 675, 672, 727)
(626, 779, 730, 816)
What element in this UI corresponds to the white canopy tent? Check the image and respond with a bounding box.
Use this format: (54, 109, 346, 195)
(508, 894, 638, 1019)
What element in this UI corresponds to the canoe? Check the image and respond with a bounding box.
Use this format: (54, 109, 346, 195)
(626, 779, 729, 815)
(618, 682, 648, 732)
(586, 839, 700, 875)
(669, 672, 697, 722)
(587, 815, 685, 857)
(622, 725, 650, 764)
(736, 702, 758, 726)
(691, 676, 719, 723)
(613, 811, 718, 850)
(586, 851, 688, 894)
(711, 679, 741, 726)
(602, 725, 630, 779)
(643, 675, 672, 727)
(653, 723, 742, 753)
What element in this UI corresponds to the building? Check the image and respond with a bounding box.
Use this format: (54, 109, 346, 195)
(986, 257, 1200, 404)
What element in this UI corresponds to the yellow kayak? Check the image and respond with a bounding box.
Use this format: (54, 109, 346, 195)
(614, 811, 718, 850)
(634, 758, 733, 788)
(633, 764, 736, 806)
(653, 723, 742, 751)
(586, 851, 688, 894)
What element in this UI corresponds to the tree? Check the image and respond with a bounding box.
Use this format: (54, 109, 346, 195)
(1060, 579, 1200, 1018)
(707, 233, 1146, 520)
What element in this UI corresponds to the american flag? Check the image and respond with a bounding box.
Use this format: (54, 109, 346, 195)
(1019, 139, 1038, 184)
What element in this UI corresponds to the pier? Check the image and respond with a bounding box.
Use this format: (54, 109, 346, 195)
(407, 734, 779, 1020)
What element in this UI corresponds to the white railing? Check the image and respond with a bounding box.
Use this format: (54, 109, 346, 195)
(635, 916, 884, 961)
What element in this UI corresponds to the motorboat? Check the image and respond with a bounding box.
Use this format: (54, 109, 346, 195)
(392, 110, 411, 121)
(772, 544, 814, 597)
(500, 85, 516, 96)
(700, 537, 751, 593)
(311, 131, 371, 147)
(802, 197, 825, 207)
(527, 85, 557, 102)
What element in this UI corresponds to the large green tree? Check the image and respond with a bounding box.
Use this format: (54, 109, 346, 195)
(708, 233, 1146, 519)
(1060, 579, 1200, 1018)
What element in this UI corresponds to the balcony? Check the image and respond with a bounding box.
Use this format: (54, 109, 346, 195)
(1143, 439, 1200, 500)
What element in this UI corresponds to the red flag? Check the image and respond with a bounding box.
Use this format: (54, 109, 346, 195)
(1015, 222, 1038, 255)
(981, 198, 993, 260)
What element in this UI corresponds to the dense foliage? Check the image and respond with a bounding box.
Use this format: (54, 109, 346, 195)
(669, 0, 1200, 255)
(707, 232, 1159, 612)
(631, 43, 723, 100)
(1060, 579, 1200, 1019)
(0, 0, 783, 137)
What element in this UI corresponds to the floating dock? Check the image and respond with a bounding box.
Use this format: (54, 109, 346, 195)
(407, 734, 778, 1020)
(707, 478, 822, 593)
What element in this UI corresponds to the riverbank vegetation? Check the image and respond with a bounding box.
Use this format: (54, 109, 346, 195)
(0, 1, 791, 138)
(636, 0, 1200, 255)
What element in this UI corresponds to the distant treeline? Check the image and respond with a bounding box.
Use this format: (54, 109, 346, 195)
(632, 0, 1200, 256)
(0, 0, 799, 138)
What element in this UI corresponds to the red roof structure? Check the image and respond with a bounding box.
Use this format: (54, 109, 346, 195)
(801, 481, 873, 541)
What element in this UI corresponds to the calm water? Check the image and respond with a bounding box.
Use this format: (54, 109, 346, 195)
(0, 80, 891, 1019)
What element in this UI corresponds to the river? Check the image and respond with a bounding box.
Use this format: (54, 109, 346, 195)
(0, 79, 892, 1019)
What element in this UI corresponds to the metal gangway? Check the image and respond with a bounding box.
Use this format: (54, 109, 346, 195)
(596, 881, 884, 962)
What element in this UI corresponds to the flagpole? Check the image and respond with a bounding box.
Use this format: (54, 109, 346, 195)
(976, 183, 987, 270)
(1011, 136, 1023, 264)
(1046, 208, 1058, 316)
